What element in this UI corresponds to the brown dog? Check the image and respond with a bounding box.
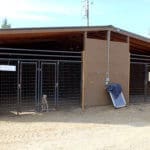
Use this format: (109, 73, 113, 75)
(41, 94, 49, 112)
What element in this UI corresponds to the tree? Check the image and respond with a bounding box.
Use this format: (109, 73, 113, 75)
(1, 18, 11, 29)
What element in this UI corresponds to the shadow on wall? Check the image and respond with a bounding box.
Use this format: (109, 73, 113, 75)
(0, 103, 150, 127)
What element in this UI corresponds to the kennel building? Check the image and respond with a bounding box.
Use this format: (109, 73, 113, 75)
(0, 25, 149, 112)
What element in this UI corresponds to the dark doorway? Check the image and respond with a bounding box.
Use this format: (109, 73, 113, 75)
(130, 63, 145, 102)
(145, 65, 150, 101)
(130, 53, 150, 103)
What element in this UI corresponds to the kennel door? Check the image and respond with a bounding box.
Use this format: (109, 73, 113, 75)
(41, 63, 56, 108)
(146, 65, 150, 101)
(20, 62, 37, 110)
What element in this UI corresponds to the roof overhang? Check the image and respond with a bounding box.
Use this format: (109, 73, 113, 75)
(0, 25, 149, 52)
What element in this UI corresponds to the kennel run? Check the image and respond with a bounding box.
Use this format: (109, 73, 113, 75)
(0, 26, 149, 112)
(0, 54, 81, 112)
(0, 29, 82, 112)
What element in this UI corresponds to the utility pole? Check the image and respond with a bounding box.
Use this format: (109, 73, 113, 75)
(86, 0, 89, 26)
(82, 0, 93, 26)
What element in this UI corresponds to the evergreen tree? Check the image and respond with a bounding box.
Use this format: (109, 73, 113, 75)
(1, 18, 11, 29)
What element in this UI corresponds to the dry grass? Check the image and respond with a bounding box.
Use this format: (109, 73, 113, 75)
(0, 103, 150, 150)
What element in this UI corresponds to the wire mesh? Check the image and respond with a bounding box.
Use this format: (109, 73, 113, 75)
(20, 62, 37, 110)
(0, 53, 82, 112)
(41, 63, 56, 109)
(0, 60, 18, 110)
(58, 62, 81, 106)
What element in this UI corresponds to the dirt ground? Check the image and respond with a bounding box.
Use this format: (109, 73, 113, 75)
(0, 103, 150, 150)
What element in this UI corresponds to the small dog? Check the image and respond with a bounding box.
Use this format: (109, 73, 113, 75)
(41, 94, 49, 112)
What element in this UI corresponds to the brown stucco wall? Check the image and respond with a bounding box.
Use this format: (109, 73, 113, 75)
(83, 38, 130, 106)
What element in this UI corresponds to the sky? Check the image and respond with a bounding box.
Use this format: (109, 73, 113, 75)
(0, 0, 149, 37)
